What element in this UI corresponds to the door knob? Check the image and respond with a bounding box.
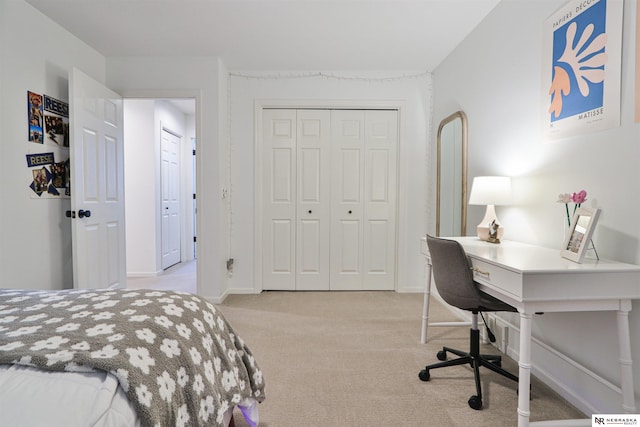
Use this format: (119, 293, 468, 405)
(348, 210, 352, 214)
(308, 210, 312, 214)
(78, 209, 91, 218)
(65, 210, 75, 218)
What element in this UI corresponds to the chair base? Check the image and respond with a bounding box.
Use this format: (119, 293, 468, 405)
(418, 329, 518, 410)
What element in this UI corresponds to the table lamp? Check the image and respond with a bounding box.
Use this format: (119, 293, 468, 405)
(468, 176, 512, 241)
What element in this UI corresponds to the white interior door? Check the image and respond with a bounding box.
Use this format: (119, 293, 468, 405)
(69, 68, 126, 289)
(330, 110, 365, 290)
(262, 109, 297, 290)
(330, 110, 398, 290)
(161, 128, 181, 269)
(362, 110, 397, 290)
(296, 110, 331, 290)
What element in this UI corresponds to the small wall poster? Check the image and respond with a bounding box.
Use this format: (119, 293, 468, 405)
(28, 91, 44, 143)
(541, 0, 623, 140)
(26, 91, 70, 198)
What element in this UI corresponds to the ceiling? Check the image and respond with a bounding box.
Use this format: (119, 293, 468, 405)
(24, 0, 500, 72)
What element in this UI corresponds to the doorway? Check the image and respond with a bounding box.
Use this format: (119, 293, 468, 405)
(123, 98, 197, 289)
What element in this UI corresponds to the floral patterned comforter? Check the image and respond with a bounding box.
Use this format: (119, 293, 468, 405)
(0, 288, 265, 427)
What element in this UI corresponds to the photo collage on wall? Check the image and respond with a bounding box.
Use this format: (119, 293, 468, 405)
(27, 91, 70, 198)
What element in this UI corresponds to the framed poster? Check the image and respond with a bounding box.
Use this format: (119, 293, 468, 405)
(542, 0, 623, 140)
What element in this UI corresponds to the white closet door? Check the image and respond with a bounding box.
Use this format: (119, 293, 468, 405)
(296, 110, 331, 290)
(262, 108, 397, 292)
(363, 110, 397, 290)
(330, 110, 365, 290)
(262, 109, 297, 290)
(330, 110, 398, 290)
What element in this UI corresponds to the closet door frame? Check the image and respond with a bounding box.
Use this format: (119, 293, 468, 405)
(254, 99, 406, 293)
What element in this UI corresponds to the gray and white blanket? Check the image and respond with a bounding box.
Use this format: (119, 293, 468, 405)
(0, 288, 265, 427)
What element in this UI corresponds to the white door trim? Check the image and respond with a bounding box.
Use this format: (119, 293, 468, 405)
(254, 99, 407, 293)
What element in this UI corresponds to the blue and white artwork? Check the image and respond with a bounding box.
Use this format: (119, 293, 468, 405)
(542, 0, 622, 140)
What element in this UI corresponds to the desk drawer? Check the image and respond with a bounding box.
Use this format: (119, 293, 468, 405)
(470, 258, 523, 300)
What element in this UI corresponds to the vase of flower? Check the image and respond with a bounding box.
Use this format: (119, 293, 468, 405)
(557, 190, 587, 227)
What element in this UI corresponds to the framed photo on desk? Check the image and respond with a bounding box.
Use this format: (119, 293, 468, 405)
(561, 207, 600, 263)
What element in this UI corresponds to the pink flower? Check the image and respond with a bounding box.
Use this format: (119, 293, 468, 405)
(571, 190, 587, 204)
(557, 190, 588, 227)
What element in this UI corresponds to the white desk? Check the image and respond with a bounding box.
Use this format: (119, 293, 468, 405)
(420, 236, 640, 427)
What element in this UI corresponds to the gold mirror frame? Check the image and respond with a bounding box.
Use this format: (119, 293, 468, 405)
(436, 111, 468, 236)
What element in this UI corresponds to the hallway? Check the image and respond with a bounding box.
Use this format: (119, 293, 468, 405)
(126, 260, 196, 293)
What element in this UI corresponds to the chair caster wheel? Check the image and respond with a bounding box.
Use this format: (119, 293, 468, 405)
(436, 350, 447, 361)
(468, 395, 483, 410)
(418, 369, 430, 381)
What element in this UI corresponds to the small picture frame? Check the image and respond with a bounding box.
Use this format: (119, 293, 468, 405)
(561, 207, 600, 263)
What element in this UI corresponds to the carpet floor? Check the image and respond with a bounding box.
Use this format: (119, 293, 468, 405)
(218, 291, 585, 427)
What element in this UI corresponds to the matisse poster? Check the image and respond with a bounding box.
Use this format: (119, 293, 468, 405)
(542, 0, 623, 140)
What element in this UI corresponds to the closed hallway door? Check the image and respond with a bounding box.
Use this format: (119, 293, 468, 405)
(161, 128, 181, 270)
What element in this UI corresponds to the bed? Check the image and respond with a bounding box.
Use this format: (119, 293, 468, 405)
(0, 288, 265, 427)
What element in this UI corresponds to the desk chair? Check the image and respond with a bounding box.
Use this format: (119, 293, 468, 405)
(419, 235, 519, 410)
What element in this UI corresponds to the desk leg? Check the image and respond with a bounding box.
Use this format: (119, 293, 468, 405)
(617, 303, 637, 413)
(420, 262, 432, 344)
(518, 312, 533, 427)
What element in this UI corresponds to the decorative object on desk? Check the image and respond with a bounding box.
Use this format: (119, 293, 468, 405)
(557, 190, 587, 226)
(486, 220, 501, 244)
(468, 176, 512, 241)
(561, 206, 600, 263)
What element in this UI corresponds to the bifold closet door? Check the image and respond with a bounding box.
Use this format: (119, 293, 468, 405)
(262, 109, 297, 290)
(262, 108, 397, 291)
(296, 110, 331, 290)
(330, 110, 397, 290)
(262, 109, 331, 290)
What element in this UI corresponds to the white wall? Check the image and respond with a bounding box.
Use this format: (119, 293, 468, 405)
(0, 0, 105, 290)
(124, 99, 157, 275)
(227, 72, 432, 293)
(433, 0, 640, 414)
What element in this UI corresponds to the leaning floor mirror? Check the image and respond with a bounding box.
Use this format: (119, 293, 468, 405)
(436, 111, 468, 237)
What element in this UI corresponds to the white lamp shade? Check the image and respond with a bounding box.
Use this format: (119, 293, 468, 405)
(468, 176, 512, 206)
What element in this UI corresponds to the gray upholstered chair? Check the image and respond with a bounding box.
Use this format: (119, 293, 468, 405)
(419, 235, 518, 410)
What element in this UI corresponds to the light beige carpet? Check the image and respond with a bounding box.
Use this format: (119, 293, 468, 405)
(218, 291, 584, 427)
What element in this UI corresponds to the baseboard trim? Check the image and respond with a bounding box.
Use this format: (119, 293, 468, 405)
(126, 271, 162, 278)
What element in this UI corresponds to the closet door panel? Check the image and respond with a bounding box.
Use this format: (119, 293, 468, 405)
(330, 110, 365, 290)
(296, 110, 330, 290)
(363, 110, 398, 290)
(263, 109, 297, 290)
